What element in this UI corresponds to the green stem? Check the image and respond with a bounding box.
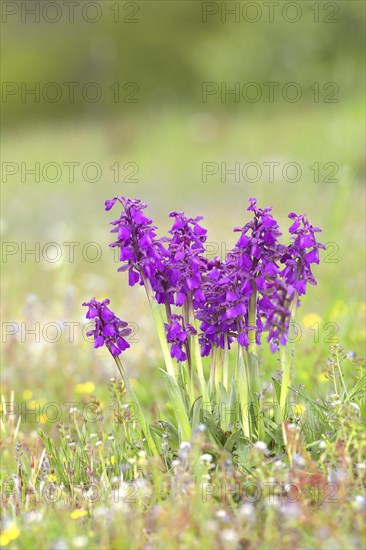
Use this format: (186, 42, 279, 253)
(279, 297, 298, 422)
(237, 344, 250, 439)
(332, 360, 339, 395)
(223, 335, 229, 390)
(143, 278, 192, 441)
(188, 298, 208, 405)
(186, 350, 195, 405)
(247, 284, 265, 440)
(247, 349, 265, 441)
(183, 301, 194, 404)
(192, 329, 208, 404)
(160, 370, 192, 441)
(113, 355, 159, 456)
(215, 347, 223, 406)
(335, 348, 348, 399)
(209, 344, 217, 399)
(279, 346, 288, 421)
(143, 277, 176, 378)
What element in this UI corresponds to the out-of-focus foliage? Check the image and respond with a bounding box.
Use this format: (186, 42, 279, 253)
(2, 1, 365, 125)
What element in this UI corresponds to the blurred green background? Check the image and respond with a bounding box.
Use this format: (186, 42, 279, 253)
(1, 1, 365, 412)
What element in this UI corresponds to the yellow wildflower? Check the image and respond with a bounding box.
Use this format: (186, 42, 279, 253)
(0, 524, 20, 546)
(75, 382, 95, 394)
(302, 313, 322, 328)
(70, 509, 88, 520)
(22, 389, 32, 400)
(293, 403, 306, 416)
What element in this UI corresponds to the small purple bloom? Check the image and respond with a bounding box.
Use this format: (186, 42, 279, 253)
(153, 211, 208, 308)
(165, 314, 196, 363)
(106, 196, 165, 288)
(196, 258, 240, 353)
(282, 212, 325, 296)
(83, 298, 131, 357)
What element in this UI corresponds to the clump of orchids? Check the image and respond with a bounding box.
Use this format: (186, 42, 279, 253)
(83, 197, 324, 453)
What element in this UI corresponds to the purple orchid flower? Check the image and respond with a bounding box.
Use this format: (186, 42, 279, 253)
(83, 298, 131, 356)
(102, 196, 324, 358)
(154, 211, 208, 308)
(106, 196, 165, 287)
(196, 257, 240, 355)
(165, 313, 196, 362)
(281, 212, 326, 296)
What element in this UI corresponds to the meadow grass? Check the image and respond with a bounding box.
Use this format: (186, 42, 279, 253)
(1, 105, 365, 549)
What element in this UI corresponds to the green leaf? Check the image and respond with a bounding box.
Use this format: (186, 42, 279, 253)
(271, 376, 282, 405)
(224, 429, 241, 453)
(264, 424, 278, 442)
(203, 413, 225, 447)
(190, 396, 203, 430)
(346, 373, 366, 402)
(233, 442, 252, 473)
(160, 369, 191, 442)
(290, 386, 328, 425)
(229, 375, 238, 428)
(219, 382, 228, 406)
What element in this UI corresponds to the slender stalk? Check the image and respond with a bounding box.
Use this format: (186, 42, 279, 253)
(113, 355, 159, 456)
(165, 297, 172, 319)
(332, 360, 339, 395)
(143, 277, 176, 378)
(334, 347, 349, 400)
(183, 300, 195, 403)
(237, 344, 250, 439)
(187, 297, 208, 404)
(247, 284, 265, 440)
(209, 344, 217, 399)
(223, 334, 229, 390)
(247, 349, 265, 441)
(279, 297, 298, 421)
(185, 342, 195, 404)
(142, 279, 192, 440)
(192, 328, 208, 404)
(215, 346, 223, 406)
(248, 284, 257, 354)
(161, 370, 192, 441)
(279, 347, 288, 421)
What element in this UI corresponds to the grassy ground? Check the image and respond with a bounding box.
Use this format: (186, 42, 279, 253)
(1, 103, 365, 548)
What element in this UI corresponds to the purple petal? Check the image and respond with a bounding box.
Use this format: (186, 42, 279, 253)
(305, 248, 319, 264)
(108, 342, 121, 356)
(176, 292, 186, 306)
(101, 307, 114, 322)
(117, 337, 130, 351)
(128, 269, 140, 286)
(105, 197, 119, 211)
(94, 335, 105, 348)
(86, 306, 99, 319)
(237, 332, 249, 346)
(118, 224, 131, 240)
